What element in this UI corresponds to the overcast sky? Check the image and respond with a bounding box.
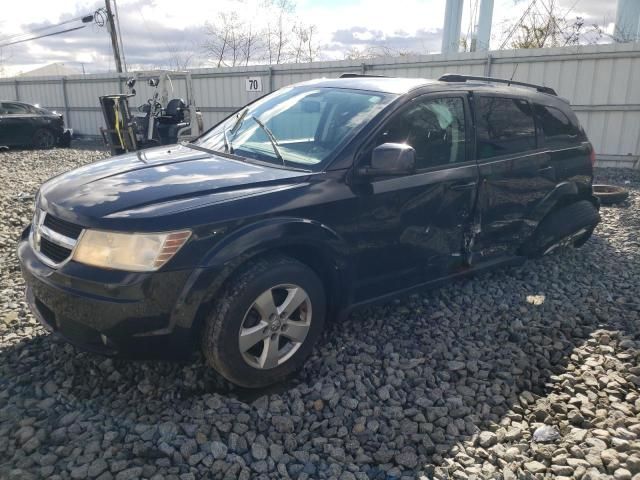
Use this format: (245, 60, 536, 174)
(0, 0, 618, 76)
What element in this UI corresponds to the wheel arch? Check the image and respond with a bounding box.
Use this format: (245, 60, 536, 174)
(524, 181, 599, 236)
(173, 217, 354, 339)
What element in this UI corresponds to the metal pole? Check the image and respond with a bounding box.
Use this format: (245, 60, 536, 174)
(104, 0, 123, 73)
(442, 0, 464, 53)
(614, 0, 640, 42)
(268, 66, 274, 93)
(484, 53, 493, 76)
(476, 0, 494, 51)
(14, 80, 19, 101)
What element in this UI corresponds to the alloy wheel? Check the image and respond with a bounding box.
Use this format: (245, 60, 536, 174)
(543, 227, 589, 255)
(238, 284, 312, 369)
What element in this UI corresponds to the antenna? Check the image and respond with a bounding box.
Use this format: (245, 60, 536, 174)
(508, 64, 519, 85)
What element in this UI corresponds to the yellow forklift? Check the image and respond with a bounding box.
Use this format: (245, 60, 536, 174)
(99, 71, 204, 155)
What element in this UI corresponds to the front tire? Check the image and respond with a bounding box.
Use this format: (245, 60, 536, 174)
(31, 128, 56, 149)
(202, 255, 326, 388)
(522, 200, 600, 258)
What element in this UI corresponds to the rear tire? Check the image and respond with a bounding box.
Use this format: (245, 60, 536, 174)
(31, 128, 56, 149)
(523, 200, 600, 258)
(201, 255, 326, 388)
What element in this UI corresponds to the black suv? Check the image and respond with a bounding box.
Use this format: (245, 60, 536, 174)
(18, 74, 600, 388)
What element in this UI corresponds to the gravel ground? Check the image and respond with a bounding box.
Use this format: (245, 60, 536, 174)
(0, 148, 639, 480)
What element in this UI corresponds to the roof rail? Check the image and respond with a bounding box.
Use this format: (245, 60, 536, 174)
(438, 73, 557, 96)
(339, 73, 388, 78)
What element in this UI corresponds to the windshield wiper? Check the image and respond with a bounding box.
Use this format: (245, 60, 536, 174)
(231, 108, 248, 134)
(250, 116, 285, 167)
(220, 108, 249, 154)
(222, 127, 233, 154)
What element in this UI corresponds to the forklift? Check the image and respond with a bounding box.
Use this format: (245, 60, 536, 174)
(99, 71, 204, 155)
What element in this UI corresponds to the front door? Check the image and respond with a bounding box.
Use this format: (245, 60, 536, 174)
(472, 94, 555, 259)
(0, 102, 33, 146)
(349, 93, 479, 302)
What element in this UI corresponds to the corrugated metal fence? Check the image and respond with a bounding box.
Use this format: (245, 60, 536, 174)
(1, 42, 639, 168)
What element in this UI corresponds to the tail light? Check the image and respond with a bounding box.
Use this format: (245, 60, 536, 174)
(589, 148, 596, 166)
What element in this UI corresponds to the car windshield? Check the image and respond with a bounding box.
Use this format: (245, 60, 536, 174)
(196, 86, 395, 170)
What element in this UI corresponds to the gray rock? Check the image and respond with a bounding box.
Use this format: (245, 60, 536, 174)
(115, 468, 143, 480)
(533, 425, 560, 443)
(524, 461, 547, 474)
(210, 441, 228, 460)
(614, 469, 632, 480)
(447, 361, 466, 371)
(478, 431, 497, 448)
(71, 465, 89, 479)
(272, 416, 294, 433)
(373, 448, 394, 464)
(88, 459, 108, 478)
(251, 443, 267, 461)
(395, 450, 418, 468)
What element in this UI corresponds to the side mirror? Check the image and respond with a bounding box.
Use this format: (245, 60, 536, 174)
(358, 143, 416, 177)
(126, 77, 136, 88)
(148, 78, 159, 87)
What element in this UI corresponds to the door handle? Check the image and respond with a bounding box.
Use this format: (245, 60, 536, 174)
(450, 181, 477, 191)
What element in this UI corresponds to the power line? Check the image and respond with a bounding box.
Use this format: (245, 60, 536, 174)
(0, 14, 93, 45)
(0, 25, 87, 49)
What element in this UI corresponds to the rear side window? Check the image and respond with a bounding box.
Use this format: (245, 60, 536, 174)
(534, 104, 580, 145)
(475, 97, 536, 159)
(2, 103, 30, 114)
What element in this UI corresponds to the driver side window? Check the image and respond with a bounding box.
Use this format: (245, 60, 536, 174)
(373, 96, 467, 170)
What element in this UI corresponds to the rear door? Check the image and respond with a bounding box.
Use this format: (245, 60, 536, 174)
(472, 94, 555, 258)
(348, 93, 479, 301)
(533, 103, 590, 181)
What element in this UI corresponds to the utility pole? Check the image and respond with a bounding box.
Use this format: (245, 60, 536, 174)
(104, 0, 123, 73)
(112, 0, 127, 72)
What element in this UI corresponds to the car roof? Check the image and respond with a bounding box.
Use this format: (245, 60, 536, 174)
(293, 76, 566, 105)
(294, 77, 439, 94)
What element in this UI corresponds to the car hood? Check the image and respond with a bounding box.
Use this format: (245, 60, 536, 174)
(39, 144, 310, 226)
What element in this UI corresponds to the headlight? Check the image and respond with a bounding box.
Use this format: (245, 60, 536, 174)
(72, 230, 191, 272)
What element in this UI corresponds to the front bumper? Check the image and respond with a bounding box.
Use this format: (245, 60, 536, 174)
(18, 227, 195, 360)
(57, 128, 72, 148)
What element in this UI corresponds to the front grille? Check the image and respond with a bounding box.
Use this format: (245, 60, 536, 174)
(43, 214, 82, 239)
(40, 237, 72, 263)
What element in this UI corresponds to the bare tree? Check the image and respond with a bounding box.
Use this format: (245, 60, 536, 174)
(502, 0, 603, 49)
(166, 42, 198, 71)
(306, 24, 319, 62)
(344, 45, 416, 60)
(263, 0, 295, 64)
(204, 12, 247, 67)
(291, 22, 319, 63)
(241, 21, 263, 66)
